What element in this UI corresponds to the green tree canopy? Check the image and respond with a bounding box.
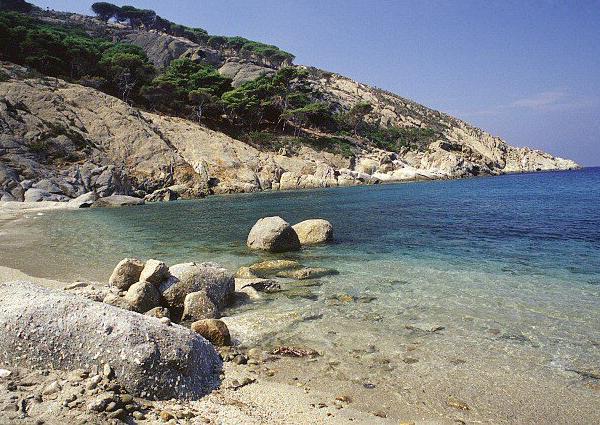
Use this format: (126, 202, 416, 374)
(90, 2, 120, 21)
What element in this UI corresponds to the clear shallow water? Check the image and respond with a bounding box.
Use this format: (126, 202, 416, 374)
(2, 168, 600, 423)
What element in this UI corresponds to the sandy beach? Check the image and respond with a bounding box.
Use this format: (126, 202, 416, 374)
(0, 265, 406, 424)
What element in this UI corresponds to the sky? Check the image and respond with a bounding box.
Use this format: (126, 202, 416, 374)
(34, 0, 600, 166)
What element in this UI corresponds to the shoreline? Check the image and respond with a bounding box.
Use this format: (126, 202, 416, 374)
(1, 168, 599, 424)
(0, 265, 404, 424)
(0, 165, 587, 210)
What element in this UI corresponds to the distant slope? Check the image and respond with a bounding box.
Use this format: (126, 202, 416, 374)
(0, 4, 579, 203)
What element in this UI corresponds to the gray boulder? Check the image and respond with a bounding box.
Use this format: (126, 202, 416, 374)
(182, 291, 218, 321)
(124, 281, 161, 313)
(292, 219, 334, 245)
(33, 178, 63, 194)
(24, 188, 52, 202)
(246, 216, 301, 252)
(160, 262, 234, 309)
(69, 191, 97, 208)
(108, 258, 144, 290)
(92, 195, 144, 208)
(139, 259, 170, 285)
(144, 188, 179, 202)
(0, 191, 16, 201)
(20, 179, 34, 190)
(0, 281, 221, 400)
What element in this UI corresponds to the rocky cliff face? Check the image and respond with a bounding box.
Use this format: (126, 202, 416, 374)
(0, 59, 578, 203)
(305, 68, 578, 178)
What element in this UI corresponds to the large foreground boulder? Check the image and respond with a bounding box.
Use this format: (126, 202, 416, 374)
(292, 219, 333, 245)
(246, 216, 301, 252)
(0, 281, 221, 400)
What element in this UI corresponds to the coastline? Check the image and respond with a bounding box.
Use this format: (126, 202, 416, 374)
(1, 165, 585, 210)
(0, 197, 410, 423)
(1, 168, 598, 424)
(0, 265, 404, 424)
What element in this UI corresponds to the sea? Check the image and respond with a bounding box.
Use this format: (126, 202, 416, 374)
(1, 167, 599, 423)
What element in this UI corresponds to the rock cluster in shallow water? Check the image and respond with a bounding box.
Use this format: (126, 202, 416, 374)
(247, 216, 334, 252)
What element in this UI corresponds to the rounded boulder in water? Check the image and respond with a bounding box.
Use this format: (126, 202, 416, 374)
(246, 216, 300, 252)
(292, 219, 333, 245)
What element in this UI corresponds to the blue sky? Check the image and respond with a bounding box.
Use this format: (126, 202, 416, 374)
(35, 1, 600, 165)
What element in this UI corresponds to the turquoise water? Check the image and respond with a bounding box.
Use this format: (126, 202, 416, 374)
(2, 168, 600, 422)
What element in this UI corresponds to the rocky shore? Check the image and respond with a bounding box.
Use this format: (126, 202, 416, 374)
(1, 214, 403, 424)
(0, 60, 579, 206)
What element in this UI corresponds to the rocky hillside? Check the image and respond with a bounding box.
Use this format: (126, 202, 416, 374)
(0, 5, 579, 203)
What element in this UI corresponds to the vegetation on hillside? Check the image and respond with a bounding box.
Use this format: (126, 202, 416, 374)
(90, 2, 294, 63)
(0, 6, 439, 157)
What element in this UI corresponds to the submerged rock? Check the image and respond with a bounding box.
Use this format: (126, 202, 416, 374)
(0, 281, 221, 400)
(235, 266, 258, 279)
(109, 258, 145, 290)
(292, 219, 333, 245)
(92, 195, 144, 208)
(247, 259, 301, 277)
(283, 286, 318, 300)
(235, 278, 281, 293)
(276, 267, 338, 280)
(246, 216, 301, 252)
(191, 319, 231, 346)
